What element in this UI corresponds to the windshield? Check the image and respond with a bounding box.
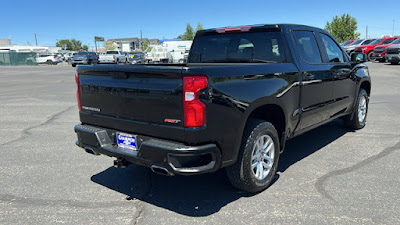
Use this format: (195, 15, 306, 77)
(189, 31, 286, 63)
(368, 39, 383, 45)
(350, 40, 363, 45)
(390, 38, 400, 44)
(128, 53, 144, 59)
(341, 40, 351, 46)
(362, 39, 375, 45)
(106, 51, 119, 54)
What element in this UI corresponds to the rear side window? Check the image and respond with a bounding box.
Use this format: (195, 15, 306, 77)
(106, 51, 119, 54)
(293, 31, 322, 64)
(320, 33, 345, 63)
(189, 31, 286, 63)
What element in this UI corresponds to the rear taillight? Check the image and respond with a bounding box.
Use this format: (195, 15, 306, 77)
(183, 76, 208, 128)
(75, 73, 82, 111)
(113, 55, 115, 59)
(54, 56, 56, 59)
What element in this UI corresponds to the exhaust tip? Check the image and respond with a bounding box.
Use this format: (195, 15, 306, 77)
(151, 165, 173, 176)
(84, 147, 100, 155)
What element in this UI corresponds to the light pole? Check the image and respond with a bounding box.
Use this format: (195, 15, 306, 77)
(393, 20, 395, 37)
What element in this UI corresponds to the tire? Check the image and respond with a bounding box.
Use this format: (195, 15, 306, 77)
(178, 59, 184, 64)
(46, 60, 52, 65)
(226, 120, 280, 193)
(344, 88, 368, 130)
(72, 64, 76, 67)
(367, 52, 375, 61)
(390, 61, 399, 65)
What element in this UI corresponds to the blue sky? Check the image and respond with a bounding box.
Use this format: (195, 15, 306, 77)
(1, 0, 399, 49)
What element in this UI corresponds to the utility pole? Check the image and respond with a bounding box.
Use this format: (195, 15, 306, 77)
(34, 33, 38, 46)
(366, 25, 368, 39)
(140, 29, 143, 50)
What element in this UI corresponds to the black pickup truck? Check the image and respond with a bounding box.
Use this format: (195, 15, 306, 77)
(74, 24, 371, 192)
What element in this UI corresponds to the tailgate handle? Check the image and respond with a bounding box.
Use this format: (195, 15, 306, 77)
(110, 71, 128, 79)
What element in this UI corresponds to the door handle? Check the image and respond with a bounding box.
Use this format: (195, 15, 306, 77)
(303, 72, 315, 80)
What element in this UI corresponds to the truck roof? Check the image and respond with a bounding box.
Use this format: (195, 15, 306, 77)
(197, 24, 327, 35)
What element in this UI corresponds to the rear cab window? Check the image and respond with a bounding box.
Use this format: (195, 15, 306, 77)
(189, 29, 287, 63)
(292, 31, 322, 64)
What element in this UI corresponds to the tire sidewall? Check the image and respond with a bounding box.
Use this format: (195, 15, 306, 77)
(241, 122, 280, 191)
(355, 89, 369, 128)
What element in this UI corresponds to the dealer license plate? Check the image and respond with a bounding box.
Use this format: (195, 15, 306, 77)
(117, 133, 137, 150)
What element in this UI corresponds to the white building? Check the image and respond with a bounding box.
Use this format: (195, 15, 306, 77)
(107, 38, 160, 52)
(0, 45, 61, 53)
(0, 38, 11, 46)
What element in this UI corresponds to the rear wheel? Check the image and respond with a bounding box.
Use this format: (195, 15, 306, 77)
(226, 120, 280, 193)
(344, 88, 368, 130)
(71, 64, 76, 67)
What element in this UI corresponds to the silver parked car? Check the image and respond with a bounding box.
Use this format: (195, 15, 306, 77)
(343, 39, 376, 55)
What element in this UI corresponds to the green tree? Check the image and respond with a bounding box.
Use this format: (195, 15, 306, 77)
(141, 41, 151, 52)
(104, 40, 116, 50)
(56, 39, 87, 51)
(182, 23, 195, 40)
(325, 14, 360, 43)
(196, 23, 204, 33)
(82, 45, 89, 51)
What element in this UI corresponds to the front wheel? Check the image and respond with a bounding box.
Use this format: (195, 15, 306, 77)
(367, 52, 375, 61)
(226, 120, 280, 193)
(344, 88, 368, 130)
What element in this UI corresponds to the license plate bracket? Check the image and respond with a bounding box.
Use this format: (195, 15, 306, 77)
(117, 133, 137, 150)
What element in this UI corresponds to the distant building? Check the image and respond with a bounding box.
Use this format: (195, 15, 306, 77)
(0, 45, 61, 53)
(160, 38, 182, 45)
(107, 37, 160, 52)
(0, 38, 11, 46)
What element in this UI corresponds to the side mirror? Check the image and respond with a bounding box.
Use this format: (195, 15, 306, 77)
(351, 52, 367, 63)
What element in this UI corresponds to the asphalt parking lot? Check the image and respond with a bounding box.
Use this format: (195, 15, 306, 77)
(1, 62, 399, 224)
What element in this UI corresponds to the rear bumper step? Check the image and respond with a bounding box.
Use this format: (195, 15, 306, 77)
(74, 124, 221, 175)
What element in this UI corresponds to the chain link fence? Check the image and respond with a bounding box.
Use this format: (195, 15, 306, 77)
(0, 52, 37, 66)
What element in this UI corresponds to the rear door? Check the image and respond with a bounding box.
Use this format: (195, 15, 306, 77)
(292, 30, 335, 130)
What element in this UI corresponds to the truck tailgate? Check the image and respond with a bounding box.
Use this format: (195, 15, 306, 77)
(77, 65, 184, 132)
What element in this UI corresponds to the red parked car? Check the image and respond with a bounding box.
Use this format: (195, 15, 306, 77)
(373, 37, 400, 62)
(354, 37, 398, 61)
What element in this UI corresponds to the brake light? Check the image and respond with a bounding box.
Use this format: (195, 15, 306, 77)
(183, 76, 208, 127)
(75, 73, 82, 111)
(216, 26, 251, 33)
(113, 55, 115, 59)
(54, 56, 56, 59)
